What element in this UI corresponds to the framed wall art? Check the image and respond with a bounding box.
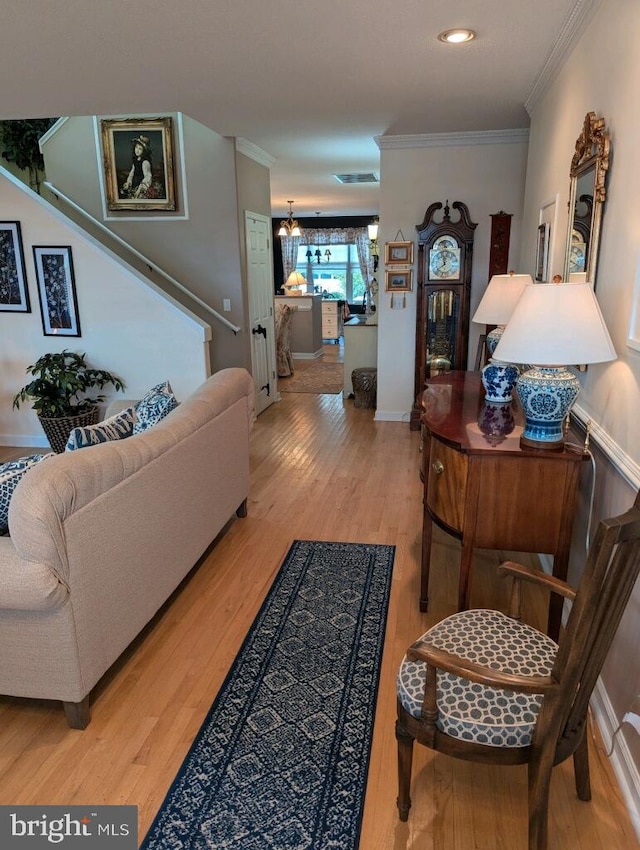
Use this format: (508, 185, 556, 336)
(385, 241, 414, 265)
(535, 222, 550, 282)
(33, 246, 81, 337)
(0, 221, 30, 312)
(385, 269, 413, 292)
(100, 117, 176, 212)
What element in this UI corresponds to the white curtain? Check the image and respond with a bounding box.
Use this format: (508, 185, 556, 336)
(280, 235, 301, 283)
(288, 227, 373, 305)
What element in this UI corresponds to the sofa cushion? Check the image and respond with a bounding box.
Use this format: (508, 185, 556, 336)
(65, 406, 138, 451)
(133, 381, 178, 434)
(0, 454, 52, 535)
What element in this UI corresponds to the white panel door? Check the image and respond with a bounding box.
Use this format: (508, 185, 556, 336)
(245, 211, 276, 415)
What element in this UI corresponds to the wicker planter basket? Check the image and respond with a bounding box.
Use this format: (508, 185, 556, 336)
(38, 407, 100, 454)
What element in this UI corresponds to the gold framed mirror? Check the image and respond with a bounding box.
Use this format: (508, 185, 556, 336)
(563, 112, 611, 286)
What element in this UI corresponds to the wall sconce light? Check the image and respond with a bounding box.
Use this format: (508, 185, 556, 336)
(278, 200, 301, 237)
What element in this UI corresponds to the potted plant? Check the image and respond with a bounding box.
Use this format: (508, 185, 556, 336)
(13, 350, 126, 452)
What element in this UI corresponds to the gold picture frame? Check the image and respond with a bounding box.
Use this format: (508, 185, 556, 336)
(385, 269, 413, 292)
(100, 117, 176, 212)
(384, 241, 414, 265)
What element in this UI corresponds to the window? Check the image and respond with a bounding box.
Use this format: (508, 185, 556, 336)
(296, 243, 365, 304)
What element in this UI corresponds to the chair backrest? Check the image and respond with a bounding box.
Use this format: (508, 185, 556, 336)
(544, 491, 640, 751)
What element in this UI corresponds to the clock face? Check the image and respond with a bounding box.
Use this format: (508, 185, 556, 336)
(429, 236, 461, 280)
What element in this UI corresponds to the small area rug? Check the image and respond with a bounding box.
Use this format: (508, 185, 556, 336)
(280, 361, 344, 394)
(141, 539, 395, 850)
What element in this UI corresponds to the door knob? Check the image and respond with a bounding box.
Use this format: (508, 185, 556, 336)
(432, 459, 445, 475)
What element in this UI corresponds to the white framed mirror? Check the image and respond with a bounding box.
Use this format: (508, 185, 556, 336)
(563, 112, 611, 287)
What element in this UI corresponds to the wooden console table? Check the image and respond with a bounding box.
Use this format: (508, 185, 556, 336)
(420, 371, 586, 640)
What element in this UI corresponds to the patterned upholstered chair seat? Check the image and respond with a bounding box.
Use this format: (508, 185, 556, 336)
(397, 609, 558, 747)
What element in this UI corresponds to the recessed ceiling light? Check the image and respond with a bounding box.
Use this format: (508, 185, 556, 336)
(437, 28, 476, 44)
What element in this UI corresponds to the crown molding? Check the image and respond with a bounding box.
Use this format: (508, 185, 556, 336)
(525, 0, 602, 115)
(235, 138, 275, 168)
(375, 128, 529, 150)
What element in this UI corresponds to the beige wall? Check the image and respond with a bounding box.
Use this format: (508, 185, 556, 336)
(42, 113, 256, 372)
(0, 169, 210, 446)
(376, 135, 529, 420)
(521, 0, 640, 820)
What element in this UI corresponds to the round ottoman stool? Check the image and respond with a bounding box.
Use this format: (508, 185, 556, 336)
(351, 367, 377, 408)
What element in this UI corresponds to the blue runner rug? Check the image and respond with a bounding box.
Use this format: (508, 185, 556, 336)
(141, 539, 395, 850)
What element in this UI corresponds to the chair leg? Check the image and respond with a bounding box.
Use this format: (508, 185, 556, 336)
(396, 718, 414, 822)
(573, 727, 592, 801)
(527, 753, 554, 850)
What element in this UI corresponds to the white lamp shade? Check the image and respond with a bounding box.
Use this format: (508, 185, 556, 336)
(285, 272, 306, 287)
(472, 273, 533, 325)
(493, 282, 616, 366)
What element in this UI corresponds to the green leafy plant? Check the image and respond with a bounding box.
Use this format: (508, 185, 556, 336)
(0, 118, 57, 193)
(13, 350, 125, 418)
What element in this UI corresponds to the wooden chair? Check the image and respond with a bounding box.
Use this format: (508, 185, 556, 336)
(396, 490, 640, 850)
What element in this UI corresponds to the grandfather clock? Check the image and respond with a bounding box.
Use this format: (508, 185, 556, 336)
(410, 200, 477, 430)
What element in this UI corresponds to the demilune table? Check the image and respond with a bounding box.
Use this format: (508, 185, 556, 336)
(420, 370, 586, 641)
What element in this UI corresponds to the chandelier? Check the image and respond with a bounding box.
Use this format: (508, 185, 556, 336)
(278, 200, 301, 237)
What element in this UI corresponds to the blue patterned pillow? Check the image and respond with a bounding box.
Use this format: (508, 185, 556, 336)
(0, 454, 53, 535)
(65, 406, 138, 451)
(133, 381, 178, 434)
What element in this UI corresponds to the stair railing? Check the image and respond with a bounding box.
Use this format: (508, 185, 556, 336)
(43, 181, 242, 335)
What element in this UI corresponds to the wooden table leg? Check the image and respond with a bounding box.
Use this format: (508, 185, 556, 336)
(420, 509, 433, 612)
(458, 537, 474, 612)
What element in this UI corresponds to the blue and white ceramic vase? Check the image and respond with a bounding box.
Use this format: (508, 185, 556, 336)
(515, 366, 580, 447)
(481, 359, 519, 403)
(478, 401, 516, 446)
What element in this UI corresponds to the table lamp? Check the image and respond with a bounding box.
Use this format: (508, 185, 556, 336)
(493, 281, 616, 449)
(283, 271, 307, 295)
(471, 272, 532, 402)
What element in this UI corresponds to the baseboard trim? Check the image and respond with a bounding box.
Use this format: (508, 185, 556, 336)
(591, 679, 640, 843)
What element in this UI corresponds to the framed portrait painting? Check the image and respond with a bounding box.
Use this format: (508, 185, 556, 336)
(100, 117, 177, 212)
(33, 246, 81, 337)
(0, 221, 30, 312)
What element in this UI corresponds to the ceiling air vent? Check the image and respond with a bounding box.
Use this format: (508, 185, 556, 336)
(333, 172, 379, 184)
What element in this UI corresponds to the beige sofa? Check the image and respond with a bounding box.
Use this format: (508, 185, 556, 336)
(0, 368, 254, 728)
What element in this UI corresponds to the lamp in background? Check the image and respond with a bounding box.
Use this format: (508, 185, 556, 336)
(278, 200, 301, 237)
(473, 272, 532, 353)
(472, 272, 532, 403)
(493, 281, 616, 449)
(283, 271, 307, 295)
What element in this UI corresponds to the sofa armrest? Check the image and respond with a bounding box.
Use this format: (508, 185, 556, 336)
(0, 541, 68, 611)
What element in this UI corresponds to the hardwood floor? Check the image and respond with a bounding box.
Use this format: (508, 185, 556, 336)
(0, 347, 637, 849)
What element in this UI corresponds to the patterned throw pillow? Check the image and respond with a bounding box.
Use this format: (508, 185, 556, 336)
(0, 454, 53, 535)
(65, 407, 138, 451)
(132, 381, 178, 435)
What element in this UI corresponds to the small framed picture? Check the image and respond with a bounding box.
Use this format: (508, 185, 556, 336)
(0, 221, 30, 312)
(535, 222, 550, 282)
(33, 246, 81, 337)
(385, 269, 412, 292)
(385, 241, 414, 265)
(100, 117, 176, 212)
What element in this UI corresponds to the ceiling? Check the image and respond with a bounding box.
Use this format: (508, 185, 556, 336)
(1, 0, 590, 219)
